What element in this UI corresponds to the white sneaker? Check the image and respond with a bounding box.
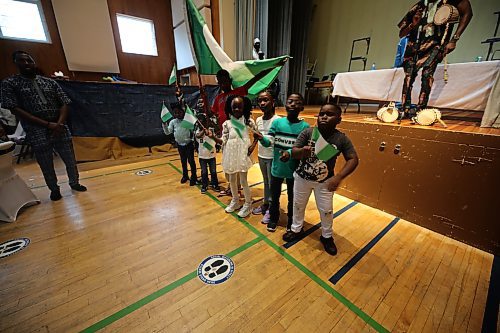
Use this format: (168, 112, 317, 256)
(238, 203, 252, 218)
(225, 199, 241, 213)
(0, 141, 14, 151)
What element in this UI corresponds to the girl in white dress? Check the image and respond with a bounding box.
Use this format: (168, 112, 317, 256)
(210, 95, 257, 218)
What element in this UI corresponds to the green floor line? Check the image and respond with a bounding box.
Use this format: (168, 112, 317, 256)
(167, 162, 389, 333)
(81, 236, 262, 333)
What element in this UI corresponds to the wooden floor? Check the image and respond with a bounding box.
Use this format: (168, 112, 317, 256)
(0, 153, 497, 332)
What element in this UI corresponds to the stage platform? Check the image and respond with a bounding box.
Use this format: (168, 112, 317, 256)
(267, 105, 499, 255)
(277, 105, 500, 136)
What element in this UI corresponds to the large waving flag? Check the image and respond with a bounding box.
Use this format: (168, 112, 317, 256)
(181, 105, 198, 130)
(312, 127, 340, 162)
(184, 0, 287, 96)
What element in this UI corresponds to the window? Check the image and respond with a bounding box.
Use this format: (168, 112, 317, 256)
(116, 14, 157, 56)
(0, 0, 51, 43)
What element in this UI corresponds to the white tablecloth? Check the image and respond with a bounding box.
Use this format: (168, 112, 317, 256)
(332, 61, 500, 111)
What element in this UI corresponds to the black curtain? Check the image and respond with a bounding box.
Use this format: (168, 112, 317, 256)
(261, 0, 312, 104)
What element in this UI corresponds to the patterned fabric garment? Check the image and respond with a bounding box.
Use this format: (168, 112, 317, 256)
(398, 0, 458, 109)
(1, 75, 71, 131)
(1, 74, 79, 192)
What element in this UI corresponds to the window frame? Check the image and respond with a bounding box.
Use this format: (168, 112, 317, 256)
(0, 0, 52, 43)
(115, 13, 158, 57)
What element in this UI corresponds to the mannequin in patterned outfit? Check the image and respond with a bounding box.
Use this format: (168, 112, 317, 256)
(398, 0, 472, 116)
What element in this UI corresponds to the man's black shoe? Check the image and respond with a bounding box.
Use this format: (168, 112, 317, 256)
(320, 236, 338, 256)
(70, 184, 87, 192)
(50, 190, 62, 201)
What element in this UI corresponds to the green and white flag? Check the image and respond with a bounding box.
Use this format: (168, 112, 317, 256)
(184, 0, 288, 96)
(202, 136, 216, 151)
(230, 116, 246, 139)
(312, 127, 339, 162)
(168, 64, 177, 85)
(160, 103, 173, 122)
(180, 105, 197, 130)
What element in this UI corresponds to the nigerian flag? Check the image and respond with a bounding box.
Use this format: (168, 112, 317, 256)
(168, 64, 176, 85)
(203, 136, 216, 151)
(230, 116, 246, 139)
(312, 127, 340, 162)
(184, 0, 288, 96)
(181, 105, 197, 130)
(160, 103, 173, 122)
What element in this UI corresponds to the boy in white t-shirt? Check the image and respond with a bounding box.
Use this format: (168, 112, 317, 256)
(249, 90, 280, 223)
(195, 113, 219, 194)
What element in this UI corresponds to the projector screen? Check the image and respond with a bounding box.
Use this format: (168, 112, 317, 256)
(171, 0, 212, 70)
(52, 0, 120, 73)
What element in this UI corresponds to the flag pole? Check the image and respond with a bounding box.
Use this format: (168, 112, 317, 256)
(184, 0, 213, 119)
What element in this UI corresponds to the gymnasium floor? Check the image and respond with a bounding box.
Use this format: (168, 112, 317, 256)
(0, 152, 497, 332)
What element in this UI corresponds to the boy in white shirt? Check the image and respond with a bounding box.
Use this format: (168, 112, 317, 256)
(250, 90, 280, 223)
(195, 113, 219, 194)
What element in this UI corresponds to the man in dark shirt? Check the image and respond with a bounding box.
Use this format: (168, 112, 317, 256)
(398, 0, 472, 117)
(1, 51, 86, 201)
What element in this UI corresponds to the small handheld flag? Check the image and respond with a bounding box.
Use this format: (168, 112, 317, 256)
(180, 105, 198, 130)
(202, 136, 216, 151)
(230, 116, 246, 139)
(160, 103, 173, 122)
(312, 127, 339, 162)
(169, 64, 177, 85)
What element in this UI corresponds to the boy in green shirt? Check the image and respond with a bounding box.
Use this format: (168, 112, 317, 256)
(256, 93, 309, 232)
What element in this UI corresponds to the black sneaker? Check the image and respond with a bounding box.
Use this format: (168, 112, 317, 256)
(320, 236, 338, 256)
(267, 221, 277, 232)
(189, 179, 197, 186)
(180, 176, 189, 184)
(50, 190, 62, 201)
(211, 185, 221, 192)
(201, 187, 207, 194)
(282, 228, 304, 242)
(70, 184, 87, 192)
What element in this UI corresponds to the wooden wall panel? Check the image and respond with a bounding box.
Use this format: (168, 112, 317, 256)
(106, 0, 175, 84)
(1, 0, 176, 84)
(0, 0, 69, 80)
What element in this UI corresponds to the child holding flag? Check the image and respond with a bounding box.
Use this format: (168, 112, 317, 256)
(256, 93, 310, 232)
(196, 113, 219, 194)
(249, 90, 280, 222)
(209, 95, 257, 218)
(162, 102, 198, 186)
(284, 103, 359, 255)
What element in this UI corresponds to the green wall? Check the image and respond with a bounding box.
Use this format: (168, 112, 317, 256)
(308, 0, 499, 78)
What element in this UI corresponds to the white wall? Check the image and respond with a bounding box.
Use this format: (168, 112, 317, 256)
(219, 0, 236, 60)
(308, 0, 499, 78)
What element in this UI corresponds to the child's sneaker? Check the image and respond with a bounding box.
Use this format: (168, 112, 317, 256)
(201, 187, 207, 194)
(180, 176, 189, 184)
(266, 221, 277, 232)
(238, 203, 252, 218)
(210, 184, 221, 192)
(261, 210, 271, 224)
(225, 199, 241, 213)
(252, 206, 263, 215)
